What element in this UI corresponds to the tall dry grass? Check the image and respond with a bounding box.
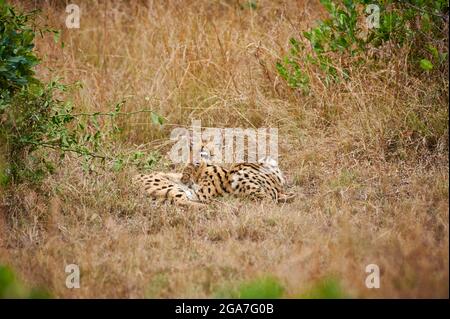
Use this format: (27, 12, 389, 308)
(0, 0, 448, 298)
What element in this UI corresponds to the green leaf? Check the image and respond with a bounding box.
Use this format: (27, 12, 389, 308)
(419, 58, 433, 71)
(113, 159, 123, 171)
(132, 151, 144, 160)
(320, 0, 334, 13)
(427, 45, 439, 60)
(53, 30, 60, 44)
(151, 111, 164, 126)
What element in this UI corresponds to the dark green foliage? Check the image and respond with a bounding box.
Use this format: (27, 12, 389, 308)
(1, 78, 106, 182)
(0, 2, 161, 184)
(277, 0, 449, 90)
(276, 38, 310, 92)
(0, 0, 108, 183)
(0, 0, 39, 101)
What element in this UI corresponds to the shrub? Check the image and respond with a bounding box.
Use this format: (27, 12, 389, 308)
(237, 276, 284, 299)
(216, 276, 285, 299)
(276, 0, 449, 89)
(0, 265, 51, 298)
(0, 0, 40, 104)
(0, 2, 161, 185)
(298, 277, 348, 299)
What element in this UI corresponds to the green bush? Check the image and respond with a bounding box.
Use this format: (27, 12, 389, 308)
(0, 1, 102, 183)
(237, 276, 284, 299)
(0, 0, 40, 104)
(215, 276, 351, 299)
(277, 0, 449, 89)
(298, 277, 348, 299)
(0, 265, 51, 299)
(216, 276, 285, 299)
(0, 2, 161, 185)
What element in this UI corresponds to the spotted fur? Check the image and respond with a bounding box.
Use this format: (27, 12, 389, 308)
(133, 172, 205, 208)
(181, 157, 295, 203)
(134, 141, 294, 206)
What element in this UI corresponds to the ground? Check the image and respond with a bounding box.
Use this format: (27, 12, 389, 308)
(0, 0, 448, 298)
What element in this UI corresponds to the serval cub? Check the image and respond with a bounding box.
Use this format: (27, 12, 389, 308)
(181, 157, 295, 204)
(133, 172, 205, 208)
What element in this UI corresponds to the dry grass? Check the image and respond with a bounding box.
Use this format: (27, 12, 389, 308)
(0, 0, 448, 298)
